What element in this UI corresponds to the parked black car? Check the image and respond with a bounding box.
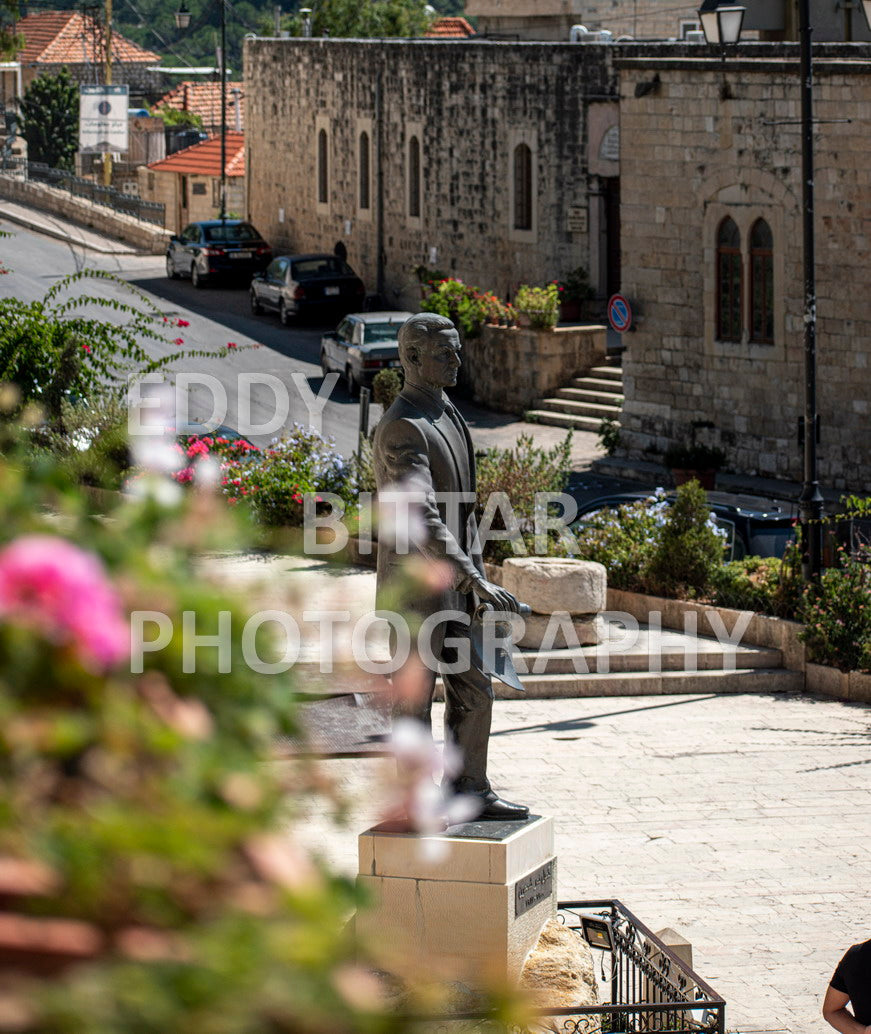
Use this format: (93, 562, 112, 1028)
(570, 490, 797, 560)
(165, 220, 272, 287)
(249, 253, 366, 324)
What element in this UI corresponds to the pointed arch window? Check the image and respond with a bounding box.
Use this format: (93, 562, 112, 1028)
(749, 218, 773, 343)
(359, 131, 370, 210)
(513, 143, 532, 231)
(716, 217, 742, 342)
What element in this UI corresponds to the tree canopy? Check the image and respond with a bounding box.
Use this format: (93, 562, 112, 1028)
(20, 67, 79, 170)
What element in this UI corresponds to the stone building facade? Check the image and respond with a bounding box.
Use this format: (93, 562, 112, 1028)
(615, 42, 871, 491)
(244, 38, 619, 312)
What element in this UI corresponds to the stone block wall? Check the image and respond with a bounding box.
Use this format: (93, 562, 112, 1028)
(244, 38, 616, 312)
(615, 42, 871, 492)
(0, 172, 170, 253)
(462, 323, 606, 413)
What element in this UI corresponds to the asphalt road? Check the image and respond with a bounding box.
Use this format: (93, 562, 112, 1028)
(0, 224, 373, 456)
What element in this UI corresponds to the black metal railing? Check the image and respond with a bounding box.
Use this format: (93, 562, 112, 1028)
(0, 158, 165, 227)
(423, 899, 726, 1034)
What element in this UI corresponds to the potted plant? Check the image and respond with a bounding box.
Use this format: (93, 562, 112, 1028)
(513, 283, 560, 330)
(556, 266, 594, 322)
(663, 441, 726, 491)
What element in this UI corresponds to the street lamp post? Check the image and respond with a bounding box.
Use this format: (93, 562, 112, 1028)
(175, 0, 227, 221)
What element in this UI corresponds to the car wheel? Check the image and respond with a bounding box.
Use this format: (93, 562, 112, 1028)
(250, 289, 263, 314)
(191, 263, 205, 289)
(279, 299, 293, 326)
(166, 254, 179, 280)
(345, 366, 359, 398)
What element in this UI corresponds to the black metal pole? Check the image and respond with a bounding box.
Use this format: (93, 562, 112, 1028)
(798, 0, 823, 580)
(220, 0, 227, 221)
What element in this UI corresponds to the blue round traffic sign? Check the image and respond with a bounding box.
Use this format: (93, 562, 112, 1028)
(608, 293, 632, 333)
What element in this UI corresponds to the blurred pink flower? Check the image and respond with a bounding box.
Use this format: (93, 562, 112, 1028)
(0, 535, 128, 669)
(173, 337, 184, 346)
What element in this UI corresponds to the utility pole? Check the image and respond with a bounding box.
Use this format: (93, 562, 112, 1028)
(103, 0, 112, 186)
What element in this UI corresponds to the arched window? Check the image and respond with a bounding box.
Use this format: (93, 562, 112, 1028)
(359, 131, 370, 210)
(716, 217, 742, 342)
(749, 218, 773, 343)
(408, 135, 421, 218)
(317, 128, 328, 205)
(513, 143, 532, 231)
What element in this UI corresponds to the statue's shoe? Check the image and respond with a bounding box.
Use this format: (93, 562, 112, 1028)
(469, 789, 529, 822)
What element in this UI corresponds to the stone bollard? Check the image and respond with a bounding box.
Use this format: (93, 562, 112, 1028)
(501, 558, 607, 650)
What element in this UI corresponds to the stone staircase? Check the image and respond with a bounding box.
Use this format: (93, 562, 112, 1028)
(525, 354, 623, 432)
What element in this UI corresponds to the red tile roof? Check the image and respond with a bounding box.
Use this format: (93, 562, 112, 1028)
(425, 16, 475, 37)
(16, 10, 160, 65)
(153, 80, 245, 130)
(148, 131, 245, 177)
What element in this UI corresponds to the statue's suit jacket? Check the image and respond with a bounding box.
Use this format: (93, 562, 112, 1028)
(373, 382, 485, 618)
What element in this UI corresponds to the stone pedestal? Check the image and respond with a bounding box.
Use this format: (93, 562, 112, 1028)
(356, 815, 556, 985)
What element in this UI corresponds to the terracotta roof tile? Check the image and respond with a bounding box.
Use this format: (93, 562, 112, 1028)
(16, 10, 160, 65)
(424, 16, 475, 37)
(147, 131, 245, 177)
(153, 81, 244, 130)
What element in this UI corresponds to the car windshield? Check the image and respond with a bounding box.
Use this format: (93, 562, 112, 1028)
(204, 223, 260, 242)
(292, 257, 354, 278)
(363, 323, 403, 344)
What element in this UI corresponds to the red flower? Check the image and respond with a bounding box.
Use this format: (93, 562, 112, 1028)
(173, 337, 184, 345)
(177, 319, 190, 327)
(226, 341, 238, 350)
(81, 343, 92, 353)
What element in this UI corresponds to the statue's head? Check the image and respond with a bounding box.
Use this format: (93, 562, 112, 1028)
(398, 313, 461, 391)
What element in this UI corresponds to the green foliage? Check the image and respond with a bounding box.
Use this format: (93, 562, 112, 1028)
(0, 270, 222, 424)
(475, 431, 573, 563)
(597, 416, 621, 456)
(372, 367, 403, 409)
(19, 67, 78, 170)
(798, 549, 871, 672)
(420, 278, 511, 339)
(513, 283, 560, 330)
(27, 393, 131, 489)
(270, 0, 432, 36)
(557, 266, 594, 305)
(663, 441, 726, 471)
(219, 425, 357, 527)
(574, 483, 725, 596)
(0, 0, 21, 59)
(643, 480, 725, 596)
(151, 105, 204, 129)
(710, 547, 804, 619)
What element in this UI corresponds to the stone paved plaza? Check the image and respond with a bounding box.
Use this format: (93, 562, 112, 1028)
(291, 690, 870, 1034)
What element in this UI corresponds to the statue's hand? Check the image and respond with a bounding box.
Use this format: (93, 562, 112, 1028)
(474, 578, 522, 614)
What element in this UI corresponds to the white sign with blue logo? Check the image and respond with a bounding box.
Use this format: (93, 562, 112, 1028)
(79, 85, 129, 153)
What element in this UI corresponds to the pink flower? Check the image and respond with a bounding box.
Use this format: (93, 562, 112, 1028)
(226, 341, 238, 350)
(186, 439, 209, 459)
(173, 337, 184, 346)
(176, 319, 190, 327)
(0, 535, 128, 670)
(174, 467, 194, 484)
(81, 343, 92, 354)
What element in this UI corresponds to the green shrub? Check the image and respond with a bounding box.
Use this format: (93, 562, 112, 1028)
(372, 367, 403, 409)
(221, 425, 356, 526)
(643, 480, 725, 596)
(574, 492, 664, 591)
(420, 277, 511, 338)
(597, 416, 621, 456)
(798, 549, 871, 671)
(710, 548, 803, 619)
(475, 431, 573, 563)
(513, 283, 560, 330)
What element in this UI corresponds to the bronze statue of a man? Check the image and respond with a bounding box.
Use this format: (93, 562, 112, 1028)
(373, 312, 528, 821)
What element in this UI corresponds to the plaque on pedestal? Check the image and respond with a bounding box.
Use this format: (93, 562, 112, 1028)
(356, 815, 556, 984)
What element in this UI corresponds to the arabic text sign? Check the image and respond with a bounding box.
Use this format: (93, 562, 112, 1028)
(79, 85, 129, 153)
